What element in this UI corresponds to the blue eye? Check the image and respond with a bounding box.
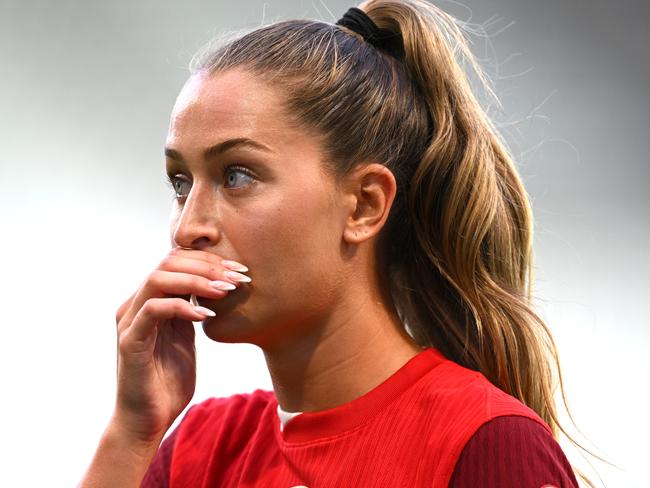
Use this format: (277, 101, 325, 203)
(166, 174, 191, 199)
(165, 165, 255, 198)
(224, 165, 256, 189)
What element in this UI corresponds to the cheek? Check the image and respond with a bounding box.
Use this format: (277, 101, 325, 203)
(168, 223, 176, 248)
(232, 188, 343, 308)
(168, 203, 182, 246)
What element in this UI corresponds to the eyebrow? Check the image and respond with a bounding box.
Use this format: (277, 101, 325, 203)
(164, 137, 274, 162)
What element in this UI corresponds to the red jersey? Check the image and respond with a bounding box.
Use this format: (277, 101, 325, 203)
(142, 347, 579, 487)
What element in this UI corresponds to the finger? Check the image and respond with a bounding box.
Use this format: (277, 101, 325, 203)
(168, 247, 226, 266)
(158, 254, 233, 282)
(164, 249, 252, 291)
(120, 297, 213, 350)
(168, 247, 250, 275)
(118, 271, 230, 334)
(116, 290, 137, 324)
(161, 255, 252, 291)
(142, 269, 232, 300)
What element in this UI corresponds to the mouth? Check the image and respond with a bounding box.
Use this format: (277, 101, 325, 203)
(190, 286, 250, 315)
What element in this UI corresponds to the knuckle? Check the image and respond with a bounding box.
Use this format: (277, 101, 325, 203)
(115, 294, 135, 324)
(145, 270, 163, 289)
(173, 299, 187, 313)
(117, 331, 131, 354)
(116, 303, 126, 324)
(159, 255, 175, 270)
(141, 298, 157, 314)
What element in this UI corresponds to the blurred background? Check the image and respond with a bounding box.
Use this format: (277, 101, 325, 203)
(0, 0, 647, 486)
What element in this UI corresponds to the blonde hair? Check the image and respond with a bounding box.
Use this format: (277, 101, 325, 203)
(191, 1, 604, 484)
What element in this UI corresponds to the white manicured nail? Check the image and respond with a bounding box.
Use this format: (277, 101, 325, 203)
(210, 280, 237, 291)
(193, 305, 216, 317)
(221, 259, 249, 272)
(224, 270, 252, 283)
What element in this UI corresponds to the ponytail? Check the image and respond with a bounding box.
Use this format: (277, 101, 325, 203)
(367, 0, 551, 425)
(191, 1, 605, 484)
(365, 2, 604, 485)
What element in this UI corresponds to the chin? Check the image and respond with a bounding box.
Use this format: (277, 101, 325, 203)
(200, 310, 258, 343)
(195, 288, 256, 342)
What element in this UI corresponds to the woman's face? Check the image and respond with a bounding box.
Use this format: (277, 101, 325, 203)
(166, 68, 351, 349)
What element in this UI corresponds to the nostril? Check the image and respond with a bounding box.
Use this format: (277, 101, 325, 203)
(191, 236, 214, 249)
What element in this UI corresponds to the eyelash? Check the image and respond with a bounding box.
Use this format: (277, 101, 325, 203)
(224, 165, 257, 190)
(165, 164, 257, 199)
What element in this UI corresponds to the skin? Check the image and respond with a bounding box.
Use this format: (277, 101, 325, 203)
(166, 67, 423, 412)
(79, 66, 423, 487)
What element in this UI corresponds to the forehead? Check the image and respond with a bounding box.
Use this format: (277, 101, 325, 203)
(167, 69, 297, 146)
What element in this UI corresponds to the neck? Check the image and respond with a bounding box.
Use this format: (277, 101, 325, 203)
(262, 264, 424, 413)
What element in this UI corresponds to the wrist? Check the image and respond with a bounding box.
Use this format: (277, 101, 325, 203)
(77, 422, 164, 488)
(103, 420, 164, 459)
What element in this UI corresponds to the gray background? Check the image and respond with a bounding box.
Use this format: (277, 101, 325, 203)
(0, 0, 647, 486)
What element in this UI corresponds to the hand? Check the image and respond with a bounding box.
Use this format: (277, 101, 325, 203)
(111, 247, 249, 443)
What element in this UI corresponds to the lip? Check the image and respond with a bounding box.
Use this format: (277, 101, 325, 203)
(191, 290, 238, 306)
(191, 285, 249, 312)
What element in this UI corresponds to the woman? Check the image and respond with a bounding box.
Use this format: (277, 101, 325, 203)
(79, 1, 591, 486)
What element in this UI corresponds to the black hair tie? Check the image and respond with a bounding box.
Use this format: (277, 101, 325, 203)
(335, 7, 405, 61)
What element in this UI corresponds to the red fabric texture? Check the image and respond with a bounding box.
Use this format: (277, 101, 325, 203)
(141, 416, 578, 488)
(140, 347, 577, 487)
(140, 427, 177, 487)
(448, 415, 578, 488)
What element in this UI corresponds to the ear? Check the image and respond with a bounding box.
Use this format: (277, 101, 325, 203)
(341, 163, 397, 245)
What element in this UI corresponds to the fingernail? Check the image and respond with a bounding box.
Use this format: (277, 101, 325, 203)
(193, 305, 216, 317)
(221, 259, 249, 272)
(209, 280, 237, 291)
(224, 270, 252, 283)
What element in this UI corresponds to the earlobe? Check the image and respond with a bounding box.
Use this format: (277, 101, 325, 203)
(342, 163, 397, 245)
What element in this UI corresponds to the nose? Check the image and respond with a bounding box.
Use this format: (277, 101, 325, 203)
(170, 183, 221, 250)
